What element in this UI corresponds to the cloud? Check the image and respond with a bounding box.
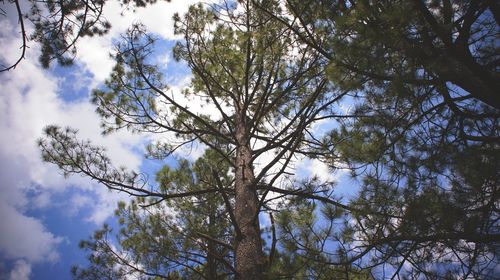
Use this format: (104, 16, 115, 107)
(0, 14, 146, 277)
(8, 260, 31, 280)
(0, 203, 63, 264)
(84, 187, 132, 225)
(0, 21, 64, 272)
(0, 0, 219, 278)
(75, 0, 211, 83)
(298, 158, 339, 183)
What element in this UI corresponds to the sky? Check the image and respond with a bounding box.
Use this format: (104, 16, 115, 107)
(0, 1, 355, 279)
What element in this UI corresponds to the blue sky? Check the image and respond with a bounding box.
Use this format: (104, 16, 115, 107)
(0, 1, 204, 279)
(0, 1, 358, 279)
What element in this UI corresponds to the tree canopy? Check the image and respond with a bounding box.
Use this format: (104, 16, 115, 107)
(71, 150, 235, 279)
(38, 0, 499, 279)
(40, 1, 348, 278)
(255, 0, 500, 278)
(71, 149, 372, 279)
(0, 0, 170, 71)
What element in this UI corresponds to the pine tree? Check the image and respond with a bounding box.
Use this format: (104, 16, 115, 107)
(72, 149, 235, 279)
(1, 0, 170, 71)
(38, 1, 499, 278)
(39, 1, 348, 278)
(258, 0, 499, 110)
(252, 0, 500, 278)
(71, 150, 373, 279)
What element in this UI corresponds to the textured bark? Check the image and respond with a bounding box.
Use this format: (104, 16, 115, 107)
(233, 112, 266, 280)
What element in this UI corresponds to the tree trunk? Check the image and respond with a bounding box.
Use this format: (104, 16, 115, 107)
(233, 112, 266, 279)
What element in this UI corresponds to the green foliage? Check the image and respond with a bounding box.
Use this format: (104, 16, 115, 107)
(270, 197, 373, 280)
(39, 0, 500, 279)
(259, 0, 500, 278)
(50, 1, 349, 277)
(72, 150, 234, 279)
(2, 0, 173, 70)
(318, 1, 499, 275)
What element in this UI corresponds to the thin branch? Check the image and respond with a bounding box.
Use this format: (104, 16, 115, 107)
(1, 0, 27, 72)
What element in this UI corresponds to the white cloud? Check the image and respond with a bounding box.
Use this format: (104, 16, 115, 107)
(32, 191, 52, 209)
(8, 260, 32, 280)
(156, 52, 170, 68)
(84, 187, 132, 225)
(65, 193, 94, 217)
(298, 158, 338, 183)
(0, 203, 63, 264)
(1, 0, 351, 278)
(0, 15, 146, 276)
(75, 0, 209, 83)
(0, 0, 222, 278)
